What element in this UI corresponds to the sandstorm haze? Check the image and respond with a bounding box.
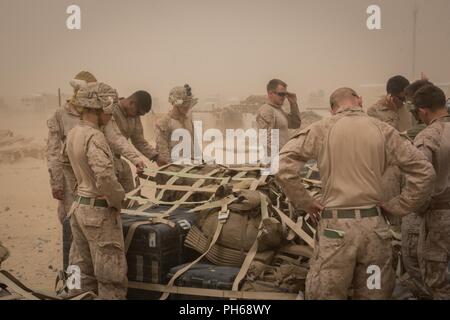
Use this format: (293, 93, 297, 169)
(0, 0, 449, 107)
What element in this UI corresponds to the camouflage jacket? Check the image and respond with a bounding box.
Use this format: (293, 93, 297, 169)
(276, 107, 435, 216)
(64, 121, 125, 211)
(155, 109, 194, 164)
(46, 103, 142, 192)
(110, 104, 158, 161)
(414, 115, 450, 203)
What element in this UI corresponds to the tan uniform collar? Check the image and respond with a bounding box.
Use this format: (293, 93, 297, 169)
(267, 101, 283, 109)
(335, 106, 364, 115)
(80, 120, 99, 130)
(64, 103, 81, 117)
(118, 99, 128, 118)
(430, 114, 450, 125)
(169, 107, 189, 121)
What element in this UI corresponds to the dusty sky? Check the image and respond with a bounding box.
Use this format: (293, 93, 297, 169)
(1, 0, 449, 105)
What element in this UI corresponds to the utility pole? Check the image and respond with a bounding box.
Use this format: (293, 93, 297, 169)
(58, 88, 61, 107)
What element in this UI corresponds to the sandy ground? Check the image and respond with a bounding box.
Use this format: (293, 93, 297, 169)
(0, 158, 60, 292)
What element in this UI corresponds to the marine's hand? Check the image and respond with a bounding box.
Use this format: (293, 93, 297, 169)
(306, 200, 325, 224)
(135, 161, 146, 173)
(287, 92, 298, 105)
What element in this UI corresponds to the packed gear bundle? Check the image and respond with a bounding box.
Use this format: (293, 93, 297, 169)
(120, 163, 317, 300)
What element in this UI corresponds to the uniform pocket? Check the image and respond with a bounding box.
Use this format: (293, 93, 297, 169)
(80, 207, 106, 241)
(406, 232, 419, 257)
(94, 241, 127, 284)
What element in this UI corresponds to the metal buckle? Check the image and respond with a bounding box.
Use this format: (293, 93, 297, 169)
(218, 209, 230, 221)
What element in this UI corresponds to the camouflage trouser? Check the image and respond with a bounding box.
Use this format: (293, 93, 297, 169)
(417, 209, 450, 300)
(401, 213, 431, 299)
(59, 171, 77, 270)
(306, 213, 395, 300)
(69, 202, 127, 300)
(114, 156, 135, 193)
(57, 171, 78, 224)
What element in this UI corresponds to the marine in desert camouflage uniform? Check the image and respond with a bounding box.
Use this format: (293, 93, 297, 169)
(400, 79, 434, 299)
(46, 72, 146, 223)
(412, 84, 450, 300)
(366, 76, 412, 227)
(256, 79, 301, 156)
(64, 82, 127, 300)
(46, 72, 147, 270)
(276, 87, 435, 300)
(105, 90, 160, 192)
(155, 84, 198, 164)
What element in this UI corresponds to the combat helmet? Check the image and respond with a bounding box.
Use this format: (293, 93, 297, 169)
(72, 82, 118, 114)
(168, 84, 198, 107)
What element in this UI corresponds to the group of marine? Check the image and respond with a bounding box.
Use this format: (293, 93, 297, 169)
(0, 72, 448, 300)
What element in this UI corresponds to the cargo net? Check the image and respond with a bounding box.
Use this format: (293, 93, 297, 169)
(123, 162, 322, 300)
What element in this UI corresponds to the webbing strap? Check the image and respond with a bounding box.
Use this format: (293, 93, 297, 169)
(124, 218, 176, 254)
(163, 169, 223, 215)
(272, 206, 315, 248)
(278, 244, 313, 258)
(156, 165, 200, 201)
(143, 168, 228, 181)
(230, 193, 268, 295)
(128, 281, 298, 300)
(154, 184, 219, 193)
(160, 201, 230, 300)
(121, 209, 169, 219)
(127, 196, 208, 207)
(250, 175, 268, 191)
(0, 270, 94, 300)
(188, 195, 239, 213)
(0, 271, 41, 300)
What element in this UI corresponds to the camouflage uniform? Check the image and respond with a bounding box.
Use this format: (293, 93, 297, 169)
(256, 102, 301, 154)
(400, 122, 431, 299)
(367, 97, 413, 132)
(47, 104, 144, 222)
(276, 107, 435, 300)
(155, 85, 197, 164)
(65, 83, 127, 300)
(105, 103, 159, 191)
(414, 115, 450, 300)
(47, 104, 80, 225)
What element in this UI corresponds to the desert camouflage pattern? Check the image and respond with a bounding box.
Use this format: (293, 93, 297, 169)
(256, 102, 301, 153)
(414, 115, 450, 299)
(110, 103, 158, 162)
(155, 108, 195, 164)
(46, 102, 143, 222)
(65, 120, 126, 299)
(306, 214, 395, 299)
(46, 104, 82, 223)
(276, 107, 435, 300)
(367, 96, 413, 132)
(401, 213, 432, 299)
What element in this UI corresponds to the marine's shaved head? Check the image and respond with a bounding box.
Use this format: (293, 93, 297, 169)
(329, 87, 362, 112)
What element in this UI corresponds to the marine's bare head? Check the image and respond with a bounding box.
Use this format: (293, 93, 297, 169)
(329, 87, 363, 115)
